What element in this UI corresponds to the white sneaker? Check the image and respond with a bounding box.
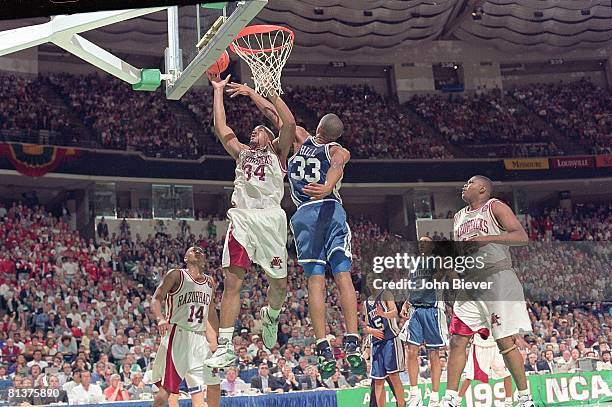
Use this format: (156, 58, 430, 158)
(407, 394, 423, 407)
(516, 394, 534, 407)
(204, 338, 236, 369)
(428, 399, 441, 407)
(505, 400, 513, 407)
(440, 394, 460, 407)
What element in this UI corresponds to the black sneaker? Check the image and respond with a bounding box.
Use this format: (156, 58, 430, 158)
(316, 341, 337, 380)
(344, 335, 366, 375)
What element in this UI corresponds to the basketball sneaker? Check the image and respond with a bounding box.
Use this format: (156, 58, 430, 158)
(407, 394, 423, 407)
(344, 334, 366, 375)
(428, 399, 440, 407)
(316, 340, 337, 380)
(516, 394, 534, 407)
(440, 394, 460, 407)
(204, 337, 236, 369)
(260, 306, 279, 349)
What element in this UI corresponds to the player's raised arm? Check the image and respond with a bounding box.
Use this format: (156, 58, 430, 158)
(209, 73, 246, 160)
(227, 82, 310, 148)
(267, 90, 296, 159)
(227, 82, 281, 128)
(469, 201, 529, 246)
(150, 268, 181, 336)
(303, 145, 350, 200)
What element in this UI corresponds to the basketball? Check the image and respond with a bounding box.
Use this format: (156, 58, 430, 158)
(207, 50, 230, 75)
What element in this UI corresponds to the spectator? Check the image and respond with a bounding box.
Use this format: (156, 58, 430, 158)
(62, 368, 81, 394)
(298, 365, 324, 390)
(32, 374, 69, 405)
(69, 370, 104, 404)
(220, 367, 246, 396)
(250, 363, 282, 392)
(111, 335, 129, 365)
(324, 368, 350, 389)
(1, 338, 20, 365)
(103, 373, 130, 401)
(126, 371, 152, 400)
(597, 351, 611, 371)
(279, 365, 301, 392)
(97, 217, 109, 240)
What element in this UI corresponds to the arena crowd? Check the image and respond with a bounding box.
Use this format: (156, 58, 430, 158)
(0, 199, 609, 405)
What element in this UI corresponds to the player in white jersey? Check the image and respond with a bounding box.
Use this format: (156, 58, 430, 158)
(150, 246, 220, 407)
(458, 334, 513, 407)
(204, 73, 296, 369)
(442, 175, 534, 407)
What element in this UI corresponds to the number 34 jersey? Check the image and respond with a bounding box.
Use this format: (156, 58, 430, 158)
(288, 137, 343, 207)
(167, 269, 214, 332)
(232, 143, 286, 210)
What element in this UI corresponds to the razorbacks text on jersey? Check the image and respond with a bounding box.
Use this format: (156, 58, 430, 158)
(231, 143, 286, 210)
(288, 137, 342, 207)
(453, 198, 512, 270)
(365, 291, 400, 344)
(166, 269, 214, 332)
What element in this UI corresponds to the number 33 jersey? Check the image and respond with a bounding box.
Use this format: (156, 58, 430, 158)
(167, 269, 214, 332)
(288, 137, 343, 207)
(231, 143, 286, 210)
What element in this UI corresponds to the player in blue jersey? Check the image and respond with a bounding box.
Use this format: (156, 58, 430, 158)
(224, 82, 365, 379)
(364, 276, 406, 407)
(399, 236, 448, 407)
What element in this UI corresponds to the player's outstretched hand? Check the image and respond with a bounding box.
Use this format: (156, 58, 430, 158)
(303, 182, 332, 200)
(226, 82, 253, 98)
(208, 73, 231, 89)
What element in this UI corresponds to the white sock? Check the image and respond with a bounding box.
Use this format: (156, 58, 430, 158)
(430, 392, 439, 402)
(410, 387, 420, 397)
(517, 389, 530, 397)
(505, 397, 513, 404)
(445, 390, 458, 399)
(457, 397, 463, 405)
(219, 327, 234, 343)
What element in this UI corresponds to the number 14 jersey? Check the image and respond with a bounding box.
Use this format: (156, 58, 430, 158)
(288, 137, 343, 207)
(232, 143, 286, 210)
(167, 269, 214, 332)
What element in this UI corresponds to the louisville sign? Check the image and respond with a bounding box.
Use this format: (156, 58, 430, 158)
(549, 156, 595, 169)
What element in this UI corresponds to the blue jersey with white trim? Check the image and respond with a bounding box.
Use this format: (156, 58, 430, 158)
(365, 291, 400, 344)
(288, 137, 343, 207)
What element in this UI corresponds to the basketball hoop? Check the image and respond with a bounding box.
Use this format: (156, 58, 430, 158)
(230, 25, 294, 97)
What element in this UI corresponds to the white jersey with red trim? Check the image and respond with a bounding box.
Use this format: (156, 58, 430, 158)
(166, 269, 214, 332)
(231, 144, 285, 210)
(453, 198, 512, 270)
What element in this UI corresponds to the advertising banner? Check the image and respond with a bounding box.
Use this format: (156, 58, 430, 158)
(335, 371, 612, 406)
(504, 158, 549, 170)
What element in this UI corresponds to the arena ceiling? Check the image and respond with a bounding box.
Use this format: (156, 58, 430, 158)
(2, 0, 612, 59)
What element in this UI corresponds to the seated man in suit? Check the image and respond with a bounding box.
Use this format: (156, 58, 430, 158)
(250, 363, 283, 392)
(539, 350, 557, 373)
(298, 365, 325, 390)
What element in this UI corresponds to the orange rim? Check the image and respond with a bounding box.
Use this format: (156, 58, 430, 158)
(229, 24, 294, 55)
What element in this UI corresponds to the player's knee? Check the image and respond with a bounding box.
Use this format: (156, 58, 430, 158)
(406, 345, 419, 359)
(428, 348, 440, 359)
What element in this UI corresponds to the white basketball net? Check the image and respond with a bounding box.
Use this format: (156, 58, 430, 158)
(231, 27, 294, 97)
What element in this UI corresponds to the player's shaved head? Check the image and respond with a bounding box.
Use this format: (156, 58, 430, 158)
(318, 113, 344, 141)
(473, 175, 493, 196)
